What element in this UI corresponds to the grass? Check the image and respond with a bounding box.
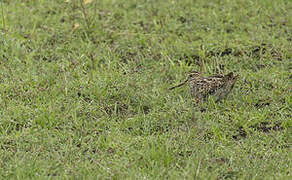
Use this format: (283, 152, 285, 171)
(0, 0, 291, 179)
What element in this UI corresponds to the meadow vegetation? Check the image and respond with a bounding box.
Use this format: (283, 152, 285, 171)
(0, 0, 291, 179)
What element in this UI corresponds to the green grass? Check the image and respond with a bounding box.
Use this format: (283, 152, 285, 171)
(0, 0, 291, 179)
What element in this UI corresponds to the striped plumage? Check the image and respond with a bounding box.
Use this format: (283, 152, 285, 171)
(169, 71, 239, 103)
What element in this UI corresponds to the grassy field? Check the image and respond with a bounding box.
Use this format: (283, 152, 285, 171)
(0, 0, 291, 179)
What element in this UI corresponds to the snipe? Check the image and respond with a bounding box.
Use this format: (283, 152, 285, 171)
(169, 71, 239, 103)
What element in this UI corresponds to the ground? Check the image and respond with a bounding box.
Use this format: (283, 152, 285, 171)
(0, 0, 291, 179)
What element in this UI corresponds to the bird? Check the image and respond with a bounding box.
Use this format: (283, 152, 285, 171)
(169, 71, 239, 104)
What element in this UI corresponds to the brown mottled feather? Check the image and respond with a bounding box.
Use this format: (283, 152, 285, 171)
(170, 71, 238, 103)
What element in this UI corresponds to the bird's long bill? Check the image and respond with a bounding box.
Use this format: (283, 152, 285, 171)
(169, 79, 189, 90)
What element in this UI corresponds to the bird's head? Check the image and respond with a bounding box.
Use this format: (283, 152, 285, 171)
(169, 71, 201, 90)
(188, 71, 202, 80)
